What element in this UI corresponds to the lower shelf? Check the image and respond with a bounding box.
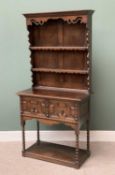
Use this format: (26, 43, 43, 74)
(23, 141, 90, 168)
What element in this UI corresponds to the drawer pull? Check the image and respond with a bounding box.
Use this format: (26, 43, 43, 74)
(31, 108, 37, 113)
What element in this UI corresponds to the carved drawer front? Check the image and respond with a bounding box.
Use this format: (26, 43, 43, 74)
(21, 97, 79, 121)
(48, 100, 78, 120)
(21, 97, 47, 117)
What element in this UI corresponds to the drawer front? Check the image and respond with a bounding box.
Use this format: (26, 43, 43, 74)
(48, 100, 78, 120)
(21, 97, 79, 121)
(21, 97, 47, 117)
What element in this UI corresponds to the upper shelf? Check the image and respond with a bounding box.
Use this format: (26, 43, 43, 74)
(32, 68, 89, 74)
(29, 46, 88, 51)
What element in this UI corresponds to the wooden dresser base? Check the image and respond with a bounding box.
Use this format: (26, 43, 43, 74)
(22, 141, 90, 169)
(19, 88, 90, 168)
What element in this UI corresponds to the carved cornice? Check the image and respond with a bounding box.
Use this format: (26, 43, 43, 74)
(26, 15, 88, 26)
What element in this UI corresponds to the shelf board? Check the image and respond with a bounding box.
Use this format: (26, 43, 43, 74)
(32, 68, 89, 74)
(30, 46, 88, 51)
(23, 141, 90, 168)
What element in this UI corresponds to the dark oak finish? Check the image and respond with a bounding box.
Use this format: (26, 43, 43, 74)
(17, 10, 94, 168)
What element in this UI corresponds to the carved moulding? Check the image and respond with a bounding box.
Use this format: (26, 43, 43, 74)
(26, 15, 88, 26)
(22, 116, 76, 129)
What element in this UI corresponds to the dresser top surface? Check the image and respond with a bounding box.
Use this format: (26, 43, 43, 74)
(17, 88, 89, 102)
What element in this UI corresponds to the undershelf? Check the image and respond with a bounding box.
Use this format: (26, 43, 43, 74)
(23, 141, 90, 168)
(30, 46, 88, 51)
(32, 68, 89, 74)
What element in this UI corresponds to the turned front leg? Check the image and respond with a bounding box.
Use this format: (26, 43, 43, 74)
(75, 126, 80, 168)
(87, 99, 90, 153)
(36, 120, 40, 144)
(86, 119, 90, 152)
(21, 120, 26, 153)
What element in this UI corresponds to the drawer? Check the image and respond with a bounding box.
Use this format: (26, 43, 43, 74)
(48, 100, 78, 120)
(20, 97, 79, 120)
(21, 97, 47, 117)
